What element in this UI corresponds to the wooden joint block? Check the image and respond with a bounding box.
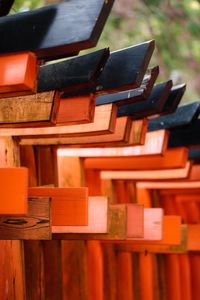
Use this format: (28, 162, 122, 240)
(0, 167, 28, 214)
(51, 94, 96, 125)
(0, 52, 37, 97)
(0, 197, 51, 240)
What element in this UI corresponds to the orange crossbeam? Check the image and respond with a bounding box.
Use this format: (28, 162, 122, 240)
(28, 187, 88, 226)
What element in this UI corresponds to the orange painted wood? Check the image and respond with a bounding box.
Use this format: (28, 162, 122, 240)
(131, 208, 163, 241)
(0, 104, 117, 138)
(35, 145, 58, 186)
(126, 204, 144, 238)
(84, 147, 188, 170)
(173, 196, 188, 223)
(20, 145, 37, 186)
(42, 240, 63, 300)
(24, 241, 45, 300)
(18, 118, 147, 147)
(113, 180, 128, 204)
(87, 241, 104, 300)
(137, 181, 200, 190)
(57, 129, 168, 157)
(160, 192, 191, 299)
(0, 167, 28, 214)
(175, 194, 200, 203)
(165, 255, 181, 300)
(102, 244, 117, 300)
(190, 253, 200, 300)
(187, 224, 200, 250)
(178, 254, 192, 300)
(117, 252, 134, 300)
(0, 52, 37, 97)
(136, 187, 151, 207)
(139, 253, 154, 300)
(52, 94, 96, 125)
(52, 197, 108, 234)
(0, 240, 25, 299)
(28, 187, 88, 226)
(185, 201, 200, 223)
(53, 203, 144, 240)
(114, 216, 182, 251)
(101, 161, 191, 180)
(61, 240, 88, 300)
(0, 138, 25, 299)
(188, 164, 200, 180)
(84, 169, 102, 196)
(155, 216, 182, 245)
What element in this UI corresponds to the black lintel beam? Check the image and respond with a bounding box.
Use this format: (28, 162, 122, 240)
(0, 0, 14, 16)
(96, 40, 155, 93)
(169, 119, 200, 148)
(117, 80, 172, 119)
(161, 83, 186, 114)
(96, 66, 159, 106)
(0, 0, 114, 60)
(189, 148, 200, 162)
(148, 86, 198, 132)
(38, 48, 110, 94)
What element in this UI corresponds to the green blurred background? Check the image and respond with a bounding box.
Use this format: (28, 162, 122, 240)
(12, 0, 200, 103)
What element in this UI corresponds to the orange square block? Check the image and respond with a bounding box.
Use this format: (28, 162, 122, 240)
(0, 167, 28, 214)
(0, 52, 37, 95)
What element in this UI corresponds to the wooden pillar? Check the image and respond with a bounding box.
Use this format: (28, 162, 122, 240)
(0, 137, 26, 300)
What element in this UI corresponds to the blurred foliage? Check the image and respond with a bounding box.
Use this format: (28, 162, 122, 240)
(12, 0, 200, 103)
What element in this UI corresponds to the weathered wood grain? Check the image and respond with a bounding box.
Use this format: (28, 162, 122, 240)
(0, 0, 114, 59)
(0, 92, 97, 128)
(0, 136, 25, 299)
(0, 197, 51, 240)
(0, 103, 117, 134)
(0, 137, 20, 167)
(0, 91, 54, 125)
(117, 80, 172, 119)
(96, 66, 159, 106)
(148, 99, 200, 131)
